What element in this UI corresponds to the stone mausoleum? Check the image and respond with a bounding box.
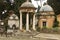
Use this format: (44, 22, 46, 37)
(38, 3, 55, 29)
(8, 10, 19, 29)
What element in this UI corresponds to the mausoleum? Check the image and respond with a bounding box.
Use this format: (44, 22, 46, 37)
(38, 3, 55, 29)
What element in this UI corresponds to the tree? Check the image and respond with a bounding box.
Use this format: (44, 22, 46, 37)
(0, 0, 31, 19)
(53, 15, 59, 27)
(0, 0, 5, 11)
(47, 0, 60, 15)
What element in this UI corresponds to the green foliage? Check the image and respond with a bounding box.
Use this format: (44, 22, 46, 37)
(53, 27, 58, 30)
(36, 26, 40, 32)
(53, 16, 59, 28)
(43, 26, 47, 29)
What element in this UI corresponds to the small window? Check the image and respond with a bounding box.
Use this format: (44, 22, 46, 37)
(43, 21, 46, 27)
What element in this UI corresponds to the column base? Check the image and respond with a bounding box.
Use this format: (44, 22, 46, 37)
(32, 29, 36, 31)
(26, 30, 31, 32)
(20, 29, 25, 32)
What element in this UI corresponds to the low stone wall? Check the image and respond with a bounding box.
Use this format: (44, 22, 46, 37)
(39, 28, 60, 34)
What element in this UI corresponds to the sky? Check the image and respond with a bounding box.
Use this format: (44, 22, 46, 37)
(31, 0, 47, 8)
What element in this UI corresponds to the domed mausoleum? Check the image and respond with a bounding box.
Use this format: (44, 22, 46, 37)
(38, 4, 55, 29)
(19, 0, 36, 31)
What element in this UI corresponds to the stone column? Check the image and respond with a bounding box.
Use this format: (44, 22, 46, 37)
(20, 11, 22, 30)
(26, 12, 29, 31)
(33, 14, 36, 30)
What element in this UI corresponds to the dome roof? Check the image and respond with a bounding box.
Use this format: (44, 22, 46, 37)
(20, 1, 35, 8)
(40, 5, 54, 12)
